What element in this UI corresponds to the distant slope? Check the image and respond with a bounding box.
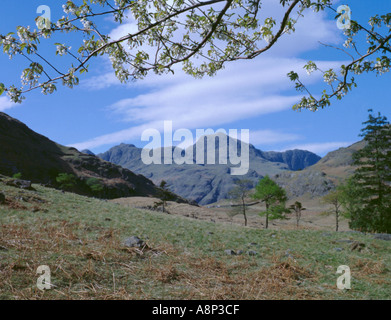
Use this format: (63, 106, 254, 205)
(99, 143, 261, 204)
(260, 149, 321, 171)
(0, 112, 184, 201)
(98, 134, 320, 204)
(274, 141, 364, 199)
(309, 140, 365, 181)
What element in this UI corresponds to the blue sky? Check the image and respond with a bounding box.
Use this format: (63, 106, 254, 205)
(0, 0, 390, 156)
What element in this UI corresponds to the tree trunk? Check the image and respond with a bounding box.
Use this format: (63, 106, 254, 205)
(336, 207, 339, 232)
(242, 197, 247, 226)
(265, 203, 269, 229)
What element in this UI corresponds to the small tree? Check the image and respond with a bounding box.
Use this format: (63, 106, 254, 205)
(155, 180, 175, 213)
(12, 172, 22, 179)
(289, 201, 306, 228)
(86, 177, 104, 196)
(228, 179, 254, 227)
(56, 173, 77, 191)
(253, 176, 288, 229)
(321, 188, 345, 232)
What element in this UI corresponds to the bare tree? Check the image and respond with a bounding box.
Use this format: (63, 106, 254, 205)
(289, 201, 306, 228)
(228, 179, 254, 227)
(322, 189, 344, 232)
(154, 180, 174, 213)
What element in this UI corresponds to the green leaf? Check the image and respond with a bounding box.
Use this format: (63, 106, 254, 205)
(0, 83, 5, 96)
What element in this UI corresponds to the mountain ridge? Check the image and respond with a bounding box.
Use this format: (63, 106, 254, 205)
(98, 135, 321, 204)
(273, 140, 363, 199)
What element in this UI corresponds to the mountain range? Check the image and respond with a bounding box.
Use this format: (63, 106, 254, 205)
(97, 135, 322, 204)
(0, 111, 361, 205)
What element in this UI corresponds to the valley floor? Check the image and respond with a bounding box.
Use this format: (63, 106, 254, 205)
(111, 196, 350, 231)
(0, 178, 390, 300)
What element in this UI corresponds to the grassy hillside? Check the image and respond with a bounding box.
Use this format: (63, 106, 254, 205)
(0, 176, 390, 300)
(0, 112, 167, 200)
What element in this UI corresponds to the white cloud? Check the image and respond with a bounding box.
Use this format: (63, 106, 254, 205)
(0, 96, 17, 112)
(250, 129, 302, 146)
(74, 55, 344, 150)
(284, 141, 353, 155)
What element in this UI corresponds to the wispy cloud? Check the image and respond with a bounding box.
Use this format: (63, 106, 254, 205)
(284, 141, 354, 156)
(74, 56, 344, 151)
(0, 97, 17, 112)
(250, 129, 302, 146)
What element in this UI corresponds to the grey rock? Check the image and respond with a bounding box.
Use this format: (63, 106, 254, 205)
(248, 242, 258, 246)
(224, 249, 237, 256)
(285, 249, 294, 259)
(123, 236, 145, 248)
(247, 250, 257, 256)
(334, 248, 343, 252)
(236, 250, 244, 255)
(341, 230, 364, 235)
(6, 179, 32, 190)
(373, 233, 391, 241)
(335, 239, 355, 244)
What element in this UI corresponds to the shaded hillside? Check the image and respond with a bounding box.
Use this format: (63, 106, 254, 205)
(0, 112, 184, 201)
(98, 134, 320, 204)
(274, 141, 364, 199)
(260, 149, 321, 171)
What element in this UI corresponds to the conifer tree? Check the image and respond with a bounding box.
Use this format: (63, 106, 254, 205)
(349, 110, 391, 233)
(253, 176, 288, 229)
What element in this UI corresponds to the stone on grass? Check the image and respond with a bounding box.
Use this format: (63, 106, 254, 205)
(6, 179, 32, 190)
(247, 250, 257, 256)
(123, 236, 145, 248)
(285, 249, 294, 259)
(373, 234, 391, 241)
(335, 239, 355, 244)
(224, 249, 236, 256)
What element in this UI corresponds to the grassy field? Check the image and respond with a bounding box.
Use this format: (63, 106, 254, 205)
(0, 177, 390, 300)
